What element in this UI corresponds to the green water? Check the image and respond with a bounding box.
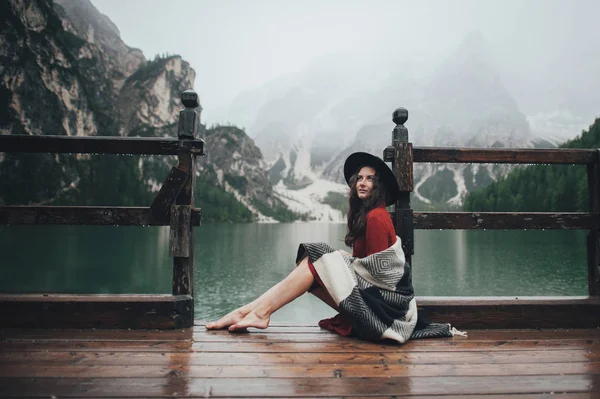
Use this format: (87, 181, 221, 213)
(0, 224, 588, 323)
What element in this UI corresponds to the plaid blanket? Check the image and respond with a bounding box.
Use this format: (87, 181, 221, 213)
(297, 236, 460, 343)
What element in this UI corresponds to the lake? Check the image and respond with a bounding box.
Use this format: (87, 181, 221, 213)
(0, 223, 588, 323)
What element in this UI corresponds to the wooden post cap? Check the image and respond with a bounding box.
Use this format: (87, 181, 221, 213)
(392, 107, 408, 125)
(181, 89, 199, 108)
(178, 90, 200, 139)
(392, 108, 409, 143)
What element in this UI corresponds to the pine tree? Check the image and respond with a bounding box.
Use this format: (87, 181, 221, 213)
(464, 117, 600, 212)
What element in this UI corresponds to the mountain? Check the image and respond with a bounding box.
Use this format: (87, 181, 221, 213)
(198, 125, 298, 222)
(394, 31, 537, 207)
(230, 31, 555, 210)
(210, 27, 579, 213)
(222, 52, 393, 181)
(0, 0, 289, 222)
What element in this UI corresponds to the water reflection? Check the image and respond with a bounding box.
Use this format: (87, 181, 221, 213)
(0, 225, 588, 322)
(193, 223, 344, 323)
(0, 225, 172, 294)
(412, 229, 587, 296)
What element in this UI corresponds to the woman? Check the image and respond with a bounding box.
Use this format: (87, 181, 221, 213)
(207, 152, 457, 343)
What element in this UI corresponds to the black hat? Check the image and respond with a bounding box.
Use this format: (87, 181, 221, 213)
(343, 152, 400, 206)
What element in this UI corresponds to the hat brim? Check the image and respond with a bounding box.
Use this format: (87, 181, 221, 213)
(343, 152, 400, 206)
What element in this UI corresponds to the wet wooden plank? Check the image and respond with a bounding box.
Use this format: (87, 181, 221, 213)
(4, 328, 598, 343)
(192, 328, 600, 342)
(187, 340, 600, 353)
(0, 375, 597, 397)
(383, 146, 597, 165)
(0, 340, 193, 352)
(2, 338, 598, 353)
(417, 296, 600, 329)
(0, 206, 201, 226)
(1, 361, 599, 378)
(0, 294, 193, 329)
(0, 328, 193, 341)
(2, 349, 598, 366)
(0, 327, 597, 397)
(0, 135, 204, 155)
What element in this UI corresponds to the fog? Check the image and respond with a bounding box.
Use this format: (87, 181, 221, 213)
(91, 0, 599, 137)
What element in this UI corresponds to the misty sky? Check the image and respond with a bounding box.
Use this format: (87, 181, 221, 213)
(90, 0, 599, 122)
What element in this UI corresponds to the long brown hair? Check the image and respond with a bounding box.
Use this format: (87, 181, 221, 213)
(344, 166, 387, 247)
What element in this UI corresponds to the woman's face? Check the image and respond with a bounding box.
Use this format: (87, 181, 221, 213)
(356, 166, 376, 200)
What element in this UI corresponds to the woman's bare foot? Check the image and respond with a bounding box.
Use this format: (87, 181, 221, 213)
(206, 304, 254, 330)
(228, 309, 271, 332)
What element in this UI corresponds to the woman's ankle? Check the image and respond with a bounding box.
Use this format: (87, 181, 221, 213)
(253, 302, 274, 320)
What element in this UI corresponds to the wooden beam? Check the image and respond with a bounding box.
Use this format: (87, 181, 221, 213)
(0, 135, 204, 155)
(587, 159, 600, 296)
(588, 230, 600, 296)
(389, 109, 414, 263)
(0, 206, 201, 226)
(0, 294, 193, 329)
(1, 296, 598, 330)
(405, 211, 600, 230)
(393, 144, 415, 260)
(172, 150, 196, 298)
(394, 143, 414, 192)
(384, 146, 597, 164)
(150, 166, 189, 222)
(417, 296, 600, 329)
(171, 92, 198, 300)
(169, 205, 191, 257)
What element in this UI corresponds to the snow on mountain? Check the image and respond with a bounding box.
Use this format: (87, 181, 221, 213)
(303, 32, 545, 208)
(215, 31, 595, 215)
(274, 178, 348, 223)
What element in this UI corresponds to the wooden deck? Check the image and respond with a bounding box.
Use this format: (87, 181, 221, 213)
(0, 322, 599, 398)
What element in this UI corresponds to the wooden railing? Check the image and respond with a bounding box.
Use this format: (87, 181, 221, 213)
(1, 98, 599, 330)
(0, 90, 204, 329)
(383, 108, 600, 329)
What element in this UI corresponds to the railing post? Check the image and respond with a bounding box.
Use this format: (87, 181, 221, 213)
(172, 89, 200, 307)
(586, 150, 600, 296)
(390, 108, 414, 266)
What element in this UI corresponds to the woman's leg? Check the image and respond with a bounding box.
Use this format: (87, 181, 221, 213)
(310, 286, 339, 311)
(204, 279, 288, 330)
(206, 257, 315, 331)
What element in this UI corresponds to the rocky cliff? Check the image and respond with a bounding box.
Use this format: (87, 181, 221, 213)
(199, 125, 298, 222)
(1, 0, 286, 221)
(0, 0, 194, 206)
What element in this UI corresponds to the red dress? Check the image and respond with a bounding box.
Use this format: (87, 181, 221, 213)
(308, 204, 396, 336)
